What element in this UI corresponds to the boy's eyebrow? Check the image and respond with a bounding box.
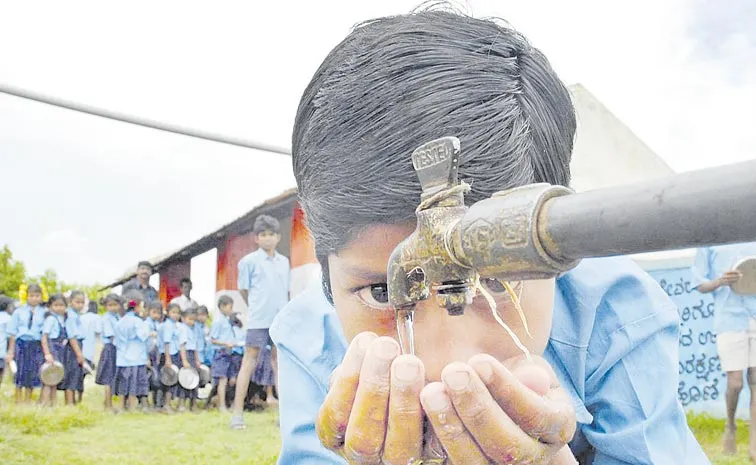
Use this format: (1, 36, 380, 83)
(342, 265, 388, 283)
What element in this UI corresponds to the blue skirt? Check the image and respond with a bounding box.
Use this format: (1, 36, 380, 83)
(252, 345, 275, 386)
(95, 343, 117, 387)
(15, 339, 43, 388)
(177, 351, 198, 400)
(114, 366, 149, 397)
(60, 341, 84, 391)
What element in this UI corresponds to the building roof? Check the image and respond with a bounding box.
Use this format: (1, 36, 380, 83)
(102, 187, 298, 289)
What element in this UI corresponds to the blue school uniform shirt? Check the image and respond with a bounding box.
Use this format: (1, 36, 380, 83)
(232, 326, 245, 355)
(238, 249, 290, 329)
(179, 322, 198, 352)
(7, 304, 45, 341)
(210, 314, 236, 347)
(65, 308, 82, 340)
(145, 316, 159, 354)
(42, 313, 66, 340)
(691, 242, 756, 334)
(79, 312, 101, 362)
(115, 311, 150, 367)
(101, 312, 119, 345)
(271, 257, 710, 465)
(194, 322, 207, 354)
(160, 319, 180, 356)
(0, 311, 10, 359)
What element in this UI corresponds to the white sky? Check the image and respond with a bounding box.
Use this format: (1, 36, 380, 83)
(0, 0, 754, 295)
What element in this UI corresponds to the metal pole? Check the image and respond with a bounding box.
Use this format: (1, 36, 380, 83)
(0, 83, 292, 156)
(542, 159, 756, 261)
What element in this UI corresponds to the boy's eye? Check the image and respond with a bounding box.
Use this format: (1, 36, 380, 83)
(356, 283, 391, 310)
(481, 277, 508, 294)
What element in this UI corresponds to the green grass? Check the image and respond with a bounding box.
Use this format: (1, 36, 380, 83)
(0, 375, 753, 464)
(0, 377, 280, 465)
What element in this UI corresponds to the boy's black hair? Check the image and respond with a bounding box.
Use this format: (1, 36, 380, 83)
(137, 260, 153, 270)
(197, 305, 209, 315)
(27, 283, 43, 295)
(103, 293, 122, 305)
(253, 215, 281, 235)
(147, 300, 164, 311)
(182, 307, 198, 318)
(87, 301, 99, 314)
(69, 290, 86, 302)
(217, 295, 234, 309)
(180, 277, 192, 287)
(0, 295, 14, 312)
(166, 303, 181, 313)
(292, 7, 575, 291)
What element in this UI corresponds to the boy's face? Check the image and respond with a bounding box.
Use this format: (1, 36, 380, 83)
(168, 308, 180, 321)
(257, 230, 281, 252)
(197, 312, 208, 324)
(219, 303, 233, 316)
(70, 295, 86, 312)
(106, 301, 120, 313)
(181, 281, 192, 296)
(184, 313, 196, 326)
(149, 308, 162, 321)
(328, 223, 556, 382)
(27, 291, 42, 307)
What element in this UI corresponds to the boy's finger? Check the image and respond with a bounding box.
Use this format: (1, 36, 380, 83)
(440, 363, 546, 464)
(343, 337, 399, 464)
(420, 382, 489, 465)
(382, 355, 425, 465)
(316, 331, 377, 450)
(469, 354, 576, 445)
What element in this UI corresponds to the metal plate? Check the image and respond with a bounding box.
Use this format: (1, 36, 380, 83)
(178, 367, 199, 390)
(198, 364, 211, 386)
(732, 257, 756, 296)
(160, 364, 179, 386)
(40, 361, 65, 386)
(9, 360, 17, 375)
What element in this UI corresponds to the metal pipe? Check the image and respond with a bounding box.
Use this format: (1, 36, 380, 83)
(0, 83, 292, 156)
(541, 159, 756, 262)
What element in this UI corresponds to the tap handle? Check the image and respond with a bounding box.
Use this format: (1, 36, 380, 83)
(411, 137, 461, 196)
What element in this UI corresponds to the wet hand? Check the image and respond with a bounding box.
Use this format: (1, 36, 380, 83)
(719, 270, 743, 286)
(316, 332, 427, 465)
(45, 353, 54, 364)
(421, 354, 577, 464)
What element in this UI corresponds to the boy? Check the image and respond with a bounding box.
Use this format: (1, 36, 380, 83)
(231, 214, 290, 429)
(177, 307, 202, 412)
(211, 295, 239, 412)
(145, 301, 163, 408)
(271, 8, 709, 465)
(691, 242, 756, 458)
(170, 278, 198, 311)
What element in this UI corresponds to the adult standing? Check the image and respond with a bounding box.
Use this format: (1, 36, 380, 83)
(692, 242, 756, 458)
(170, 278, 198, 311)
(122, 261, 159, 303)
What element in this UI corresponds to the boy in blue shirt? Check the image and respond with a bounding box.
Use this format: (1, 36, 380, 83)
(271, 8, 709, 465)
(231, 214, 290, 429)
(692, 242, 756, 458)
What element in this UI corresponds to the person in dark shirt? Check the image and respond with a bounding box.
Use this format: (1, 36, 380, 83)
(122, 260, 158, 303)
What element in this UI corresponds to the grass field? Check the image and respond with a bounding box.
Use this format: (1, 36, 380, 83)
(0, 377, 753, 464)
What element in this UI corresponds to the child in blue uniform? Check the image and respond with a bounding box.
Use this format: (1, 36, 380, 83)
(0, 295, 14, 397)
(273, 8, 710, 465)
(95, 293, 122, 410)
(7, 283, 45, 404)
(177, 307, 201, 411)
(40, 293, 68, 407)
(61, 290, 86, 405)
(145, 301, 162, 408)
(78, 300, 101, 404)
(210, 295, 237, 412)
(159, 303, 182, 413)
(114, 291, 150, 412)
(195, 305, 210, 367)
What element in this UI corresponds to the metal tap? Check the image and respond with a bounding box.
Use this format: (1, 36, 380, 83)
(387, 137, 756, 317)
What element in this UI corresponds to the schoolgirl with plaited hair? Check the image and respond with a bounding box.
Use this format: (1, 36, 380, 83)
(95, 293, 122, 411)
(6, 283, 46, 404)
(113, 290, 150, 412)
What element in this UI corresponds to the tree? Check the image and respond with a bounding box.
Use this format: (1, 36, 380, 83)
(0, 245, 26, 299)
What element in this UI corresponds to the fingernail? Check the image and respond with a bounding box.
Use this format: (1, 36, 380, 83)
(393, 358, 420, 383)
(443, 369, 470, 391)
(474, 360, 494, 383)
(374, 338, 399, 360)
(424, 389, 450, 411)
